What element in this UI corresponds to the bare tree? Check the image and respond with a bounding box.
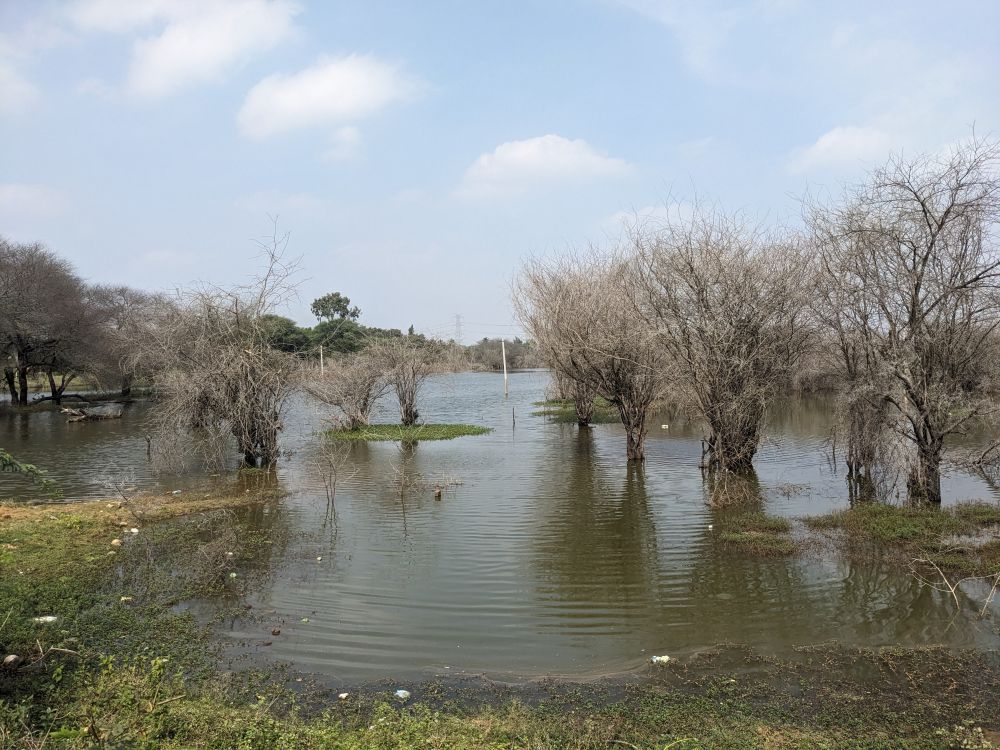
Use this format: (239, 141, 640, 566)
(369, 337, 433, 426)
(553, 371, 598, 427)
(0, 239, 103, 405)
(135, 230, 300, 468)
(810, 136, 1000, 504)
(630, 206, 812, 473)
(304, 351, 389, 430)
(89, 285, 160, 396)
(515, 249, 665, 461)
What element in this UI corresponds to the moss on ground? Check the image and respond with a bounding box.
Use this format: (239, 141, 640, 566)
(326, 423, 492, 441)
(805, 501, 1000, 575)
(717, 511, 797, 557)
(1, 493, 999, 748)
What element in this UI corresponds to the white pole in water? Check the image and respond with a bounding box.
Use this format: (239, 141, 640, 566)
(501, 339, 508, 397)
(319, 344, 325, 375)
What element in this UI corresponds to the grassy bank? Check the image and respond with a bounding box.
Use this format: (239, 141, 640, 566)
(806, 502, 1000, 575)
(326, 423, 491, 441)
(531, 396, 620, 424)
(1, 493, 998, 748)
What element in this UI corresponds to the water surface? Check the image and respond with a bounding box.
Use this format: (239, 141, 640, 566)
(3, 371, 999, 680)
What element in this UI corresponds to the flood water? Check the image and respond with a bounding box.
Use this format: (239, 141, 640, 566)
(3, 371, 1000, 681)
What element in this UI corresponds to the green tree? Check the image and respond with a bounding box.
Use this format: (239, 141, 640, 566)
(310, 292, 360, 323)
(260, 315, 311, 353)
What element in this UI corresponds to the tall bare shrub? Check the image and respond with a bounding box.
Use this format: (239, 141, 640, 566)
(515, 250, 664, 460)
(137, 234, 300, 468)
(631, 207, 812, 473)
(810, 137, 1000, 504)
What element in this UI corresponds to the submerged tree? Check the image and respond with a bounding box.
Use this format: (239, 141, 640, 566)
(811, 137, 1000, 504)
(516, 250, 665, 461)
(137, 231, 300, 468)
(371, 337, 433, 426)
(554, 371, 598, 427)
(305, 351, 390, 430)
(631, 206, 812, 473)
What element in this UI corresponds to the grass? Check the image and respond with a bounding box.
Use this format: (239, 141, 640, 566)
(805, 501, 1000, 575)
(530, 396, 620, 424)
(2, 492, 999, 748)
(326, 423, 492, 441)
(717, 511, 798, 556)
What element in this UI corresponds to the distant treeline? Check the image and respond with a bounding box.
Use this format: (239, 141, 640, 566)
(0, 244, 537, 407)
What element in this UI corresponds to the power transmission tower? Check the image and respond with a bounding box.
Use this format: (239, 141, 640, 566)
(454, 314, 463, 344)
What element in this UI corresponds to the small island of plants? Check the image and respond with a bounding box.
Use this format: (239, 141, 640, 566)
(326, 423, 491, 441)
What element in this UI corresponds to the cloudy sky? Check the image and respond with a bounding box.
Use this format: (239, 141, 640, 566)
(1, 1, 998, 340)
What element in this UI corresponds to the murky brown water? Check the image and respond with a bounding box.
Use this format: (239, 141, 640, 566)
(3, 371, 1000, 680)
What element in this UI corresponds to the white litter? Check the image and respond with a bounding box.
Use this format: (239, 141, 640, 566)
(32, 616, 58, 624)
(394, 689, 411, 700)
(650, 655, 671, 664)
(338, 692, 349, 700)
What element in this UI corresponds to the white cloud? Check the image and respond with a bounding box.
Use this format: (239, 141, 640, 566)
(324, 126, 362, 161)
(237, 55, 420, 139)
(788, 125, 892, 174)
(0, 183, 66, 217)
(457, 135, 632, 198)
(70, 0, 300, 98)
(0, 63, 40, 116)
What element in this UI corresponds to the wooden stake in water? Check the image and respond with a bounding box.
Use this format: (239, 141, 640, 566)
(501, 339, 508, 398)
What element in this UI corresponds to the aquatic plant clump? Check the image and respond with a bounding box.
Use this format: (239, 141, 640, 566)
(325, 423, 492, 441)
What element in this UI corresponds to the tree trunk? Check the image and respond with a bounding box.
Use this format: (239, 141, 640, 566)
(907, 444, 942, 505)
(618, 402, 647, 461)
(3, 368, 17, 403)
(398, 388, 418, 426)
(574, 391, 595, 427)
(17, 365, 28, 406)
(121, 374, 133, 397)
(705, 421, 759, 474)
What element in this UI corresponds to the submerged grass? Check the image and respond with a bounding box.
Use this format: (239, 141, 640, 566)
(805, 501, 1000, 575)
(326, 423, 492, 441)
(2, 493, 999, 748)
(530, 396, 619, 424)
(717, 511, 797, 557)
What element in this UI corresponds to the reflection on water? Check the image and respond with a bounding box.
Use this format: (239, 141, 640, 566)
(3, 371, 1000, 679)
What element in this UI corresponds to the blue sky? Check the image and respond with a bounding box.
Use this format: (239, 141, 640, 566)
(2, 1, 998, 341)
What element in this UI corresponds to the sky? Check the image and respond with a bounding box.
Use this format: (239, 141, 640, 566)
(1, 0, 998, 342)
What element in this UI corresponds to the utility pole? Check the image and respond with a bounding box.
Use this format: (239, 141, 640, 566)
(501, 338, 508, 398)
(454, 314, 463, 344)
(319, 344, 324, 375)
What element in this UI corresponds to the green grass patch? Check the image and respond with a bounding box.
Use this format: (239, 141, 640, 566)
(326, 423, 492, 441)
(805, 501, 1000, 575)
(530, 396, 619, 424)
(720, 530, 797, 556)
(716, 511, 797, 557)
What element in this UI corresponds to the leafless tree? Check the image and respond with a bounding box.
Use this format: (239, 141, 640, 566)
(0, 238, 104, 404)
(809, 136, 1000, 504)
(89, 285, 160, 396)
(515, 249, 665, 460)
(369, 337, 433, 426)
(630, 205, 812, 473)
(135, 230, 300, 469)
(559, 371, 598, 426)
(304, 351, 389, 430)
